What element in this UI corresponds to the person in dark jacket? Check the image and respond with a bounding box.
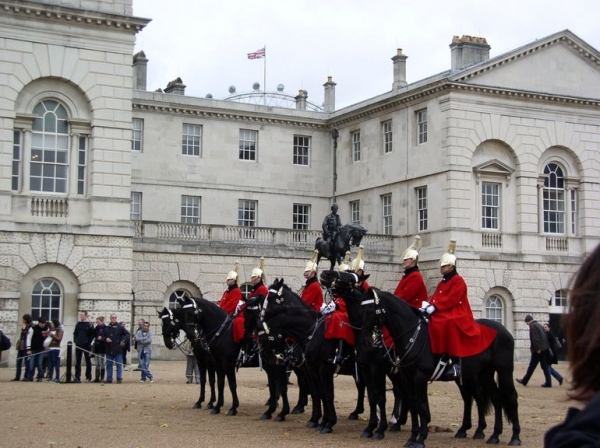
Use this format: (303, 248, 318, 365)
(12, 314, 33, 381)
(28, 316, 49, 382)
(103, 313, 126, 384)
(73, 310, 94, 383)
(120, 321, 131, 370)
(92, 316, 106, 383)
(545, 243, 600, 447)
(543, 323, 564, 386)
(517, 315, 552, 387)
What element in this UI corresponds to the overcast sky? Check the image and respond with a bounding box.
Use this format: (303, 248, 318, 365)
(132, 0, 599, 110)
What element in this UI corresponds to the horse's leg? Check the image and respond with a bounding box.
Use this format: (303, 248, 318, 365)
(206, 362, 216, 409)
(291, 367, 307, 414)
(306, 374, 322, 428)
(497, 368, 521, 446)
(389, 374, 406, 432)
(319, 364, 337, 433)
(455, 382, 474, 438)
(348, 372, 365, 419)
(212, 366, 226, 415)
(224, 362, 239, 416)
(360, 367, 378, 438)
(412, 375, 431, 448)
(471, 378, 489, 440)
(261, 364, 277, 420)
(372, 366, 388, 440)
(275, 363, 291, 421)
(193, 360, 206, 409)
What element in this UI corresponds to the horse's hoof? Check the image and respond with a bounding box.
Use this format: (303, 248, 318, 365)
(373, 432, 385, 440)
(486, 436, 500, 444)
(291, 407, 304, 415)
(455, 431, 467, 439)
(316, 425, 324, 432)
(210, 408, 220, 415)
(261, 413, 272, 420)
(361, 431, 372, 438)
(306, 421, 318, 429)
(473, 431, 485, 440)
(275, 414, 285, 422)
(410, 443, 424, 448)
(192, 403, 202, 409)
(227, 409, 237, 416)
(320, 427, 333, 434)
(348, 412, 359, 420)
(206, 403, 214, 410)
(508, 438, 522, 446)
(388, 423, 401, 432)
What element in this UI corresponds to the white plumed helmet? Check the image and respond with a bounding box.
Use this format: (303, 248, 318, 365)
(338, 251, 352, 272)
(440, 239, 457, 267)
(251, 257, 266, 282)
(352, 245, 365, 272)
(226, 261, 239, 281)
(402, 235, 421, 261)
(304, 250, 319, 273)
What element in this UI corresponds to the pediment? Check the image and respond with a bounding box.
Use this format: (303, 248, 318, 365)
(473, 159, 515, 185)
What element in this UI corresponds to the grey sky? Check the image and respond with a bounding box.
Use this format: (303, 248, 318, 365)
(132, 0, 599, 110)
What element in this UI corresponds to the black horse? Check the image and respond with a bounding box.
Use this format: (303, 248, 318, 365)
(314, 223, 367, 270)
(157, 306, 216, 410)
(322, 270, 521, 448)
(261, 278, 367, 433)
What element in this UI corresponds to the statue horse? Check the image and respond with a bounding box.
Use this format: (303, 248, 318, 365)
(157, 306, 216, 410)
(314, 223, 367, 270)
(321, 270, 521, 448)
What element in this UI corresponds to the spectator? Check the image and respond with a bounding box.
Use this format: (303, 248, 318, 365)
(28, 316, 49, 382)
(120, 321, 131, 370)
(135, 321, 154, 383)
(543, 323, 564, 386)
(104, 313, 126, 384)
(133, 318, 144, 371)
(517, 315, 552, 387)
(73, 311, 94, 383)
(183, 339, 200, 384)
(12, 314, 33, 381)
(92, 316, 106, 383)
(545, 243, 600, 447)
(44, 318, 63, 383)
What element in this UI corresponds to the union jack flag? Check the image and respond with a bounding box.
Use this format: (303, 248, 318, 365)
(247, 47, 266, 60)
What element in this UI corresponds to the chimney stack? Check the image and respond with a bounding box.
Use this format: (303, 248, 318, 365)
(450, 35, 490, 71)
(132, 51, 148, 91)
(392, 48, 408, 90)
(295, 89, 308, 110)
(164, 77, 186, 95)
(323, 76, 336, 112)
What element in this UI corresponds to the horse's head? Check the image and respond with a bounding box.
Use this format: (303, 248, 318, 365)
(157, 306, 181, 350)
(348, 224, 367, 247)
(181, 296, 203, 341)
(320, 269, 369, 289)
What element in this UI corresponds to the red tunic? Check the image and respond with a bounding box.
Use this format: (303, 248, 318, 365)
(428, 271, 497, 358)
(218, 285, 245, 344)
(324, 297, 355, 345)
(301, 277, 323, 312)
(394, 267, 428, 308)
(360, 280, 370, 291)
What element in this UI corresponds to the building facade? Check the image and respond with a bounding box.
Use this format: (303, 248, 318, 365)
(1, 0, 599, 362)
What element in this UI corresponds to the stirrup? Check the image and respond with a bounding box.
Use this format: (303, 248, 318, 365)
(430, 359, 447, 381)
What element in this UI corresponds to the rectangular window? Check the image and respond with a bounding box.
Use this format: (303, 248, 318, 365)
(382, 121, 392, 153)
(570, 190, 577, 235)
(382, 193, 392, 235)
(77, 136, 87, 195)
(417, 109, 428, 144)
(481, 182, 500, 230)
(12, 130, 21, 191)
(352, 131, 361, 162)
(182, 124, 202, 156)
(181, 195, 200, 224)
(416, 186, 428, 231)
(293, 135, 311, 166)
(130, 192, 142, 220)
(554, 289, 568, 307)
(293, 203, 310, 243)
(30, 127, 69, 194)
(350, 200, 360, 225)
(132, 118, 143, 151)
(543, 190, 565, 233)
(239, 129, 258, 161)
(238, 199, 257, 238)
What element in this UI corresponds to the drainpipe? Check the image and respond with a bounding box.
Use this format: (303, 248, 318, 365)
(331, 128, 339, 202)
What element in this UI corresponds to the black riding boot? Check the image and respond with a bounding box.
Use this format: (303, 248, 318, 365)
(445, 357, 461, 380)
(100, 368, 105, 382)
(93, 367, 100, 383)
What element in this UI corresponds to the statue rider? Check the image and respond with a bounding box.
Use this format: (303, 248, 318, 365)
(322, 203, 342, 258)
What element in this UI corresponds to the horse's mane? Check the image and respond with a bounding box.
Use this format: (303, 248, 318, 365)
(375, 290, 421, 317)
(188, 296, 228, 319)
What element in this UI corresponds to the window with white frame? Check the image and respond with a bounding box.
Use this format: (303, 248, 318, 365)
(12, 130, 21, 191)
(293, 135, 310, 166)
(416, 186, 428, 231)
(168, 289, 190, 310)
(416, 109, 428, 144)
(130, 192, 142, 220)
(293, 203, 310, 242)
(382, 121, 392, 153)
(182, 124, 202, 156)
(240, 283, 253, 300)
(570, 190, 578, 235)
(181, 195, 200, 224)
(77, 136, 87, 195)
(132, 118, 143, 151)
(553, 289, 568, 308)
(352, 131, 361, 162)
(31, 279, 62, 321)
(238, 200, 257, 238)
(481, 182, 500, 230)
(350, 200, 360, 225)
(239, 129, 258, 161)
(543, 163, 565, 234)
(30, 100, 69, 193)
(485, 295, 504, 325)
(382, 193, 392, 235)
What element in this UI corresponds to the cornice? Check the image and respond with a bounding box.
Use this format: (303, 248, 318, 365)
(132, 102, 329, 130)
(0, 0, 149, 34)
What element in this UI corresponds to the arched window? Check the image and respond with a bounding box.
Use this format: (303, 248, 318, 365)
(168, 289, 190, 309)
(485, 294, 504, 325)
(31, 279, 62, 321)
(543, 163, 565, 234)
(30, 100, 69, 193)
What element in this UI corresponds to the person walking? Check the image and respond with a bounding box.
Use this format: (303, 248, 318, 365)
(543, 323, 564, 386)
(135, 321, 154, 383)
(12, 314, 33, 381)
(516, 315, 552, 387)
(73, 310, 94, 383)
(104, 313, 127, 384)
(545, 243, 600, 447)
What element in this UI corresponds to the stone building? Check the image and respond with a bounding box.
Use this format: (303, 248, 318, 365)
(1, 0, 599, 362)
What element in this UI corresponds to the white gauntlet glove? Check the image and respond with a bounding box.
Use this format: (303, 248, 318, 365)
(320, 301, 336, 316)
(234, 300, 244, 316)
(419, 301, 435, 316)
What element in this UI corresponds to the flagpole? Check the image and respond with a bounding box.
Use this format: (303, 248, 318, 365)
(263, 45, 267, 106)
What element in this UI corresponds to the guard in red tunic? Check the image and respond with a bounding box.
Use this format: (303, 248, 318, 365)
(394, 235, 428, 308)
(248, 258, 269, 303)
(301, 250, 324, 312)
(422, 239, 497, 379)
(217, 262, 245, 344)
(351, 245, 370, 291)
